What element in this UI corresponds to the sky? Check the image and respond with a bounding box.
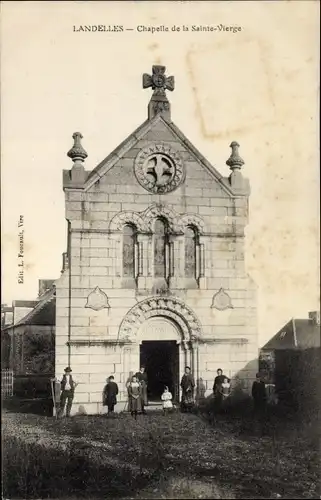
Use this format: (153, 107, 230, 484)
(1, 1, 319, 347)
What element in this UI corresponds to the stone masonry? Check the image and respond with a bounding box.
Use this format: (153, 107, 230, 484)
(55, 65, 258, 415)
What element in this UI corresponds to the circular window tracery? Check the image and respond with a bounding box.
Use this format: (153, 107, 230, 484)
(134, 143, 185, 194)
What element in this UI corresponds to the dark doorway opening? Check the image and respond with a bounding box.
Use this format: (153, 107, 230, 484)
(140, 341, 179, 402)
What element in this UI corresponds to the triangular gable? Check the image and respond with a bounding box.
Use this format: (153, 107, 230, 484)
(262, 320, 296, 350)
(84, 115, 236, 196)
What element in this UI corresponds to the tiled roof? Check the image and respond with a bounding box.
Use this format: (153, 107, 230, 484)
(262, 318, 320, 351)
(2, 287, 56, 330)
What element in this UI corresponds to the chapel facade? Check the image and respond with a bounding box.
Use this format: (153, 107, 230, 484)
(55, 65, 258, 414)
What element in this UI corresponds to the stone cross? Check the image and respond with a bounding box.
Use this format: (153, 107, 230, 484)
(143, 65, 175, 93)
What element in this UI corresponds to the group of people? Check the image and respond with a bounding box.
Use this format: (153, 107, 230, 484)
(54, 365, 269, 419)
(102, 366, 174, 419)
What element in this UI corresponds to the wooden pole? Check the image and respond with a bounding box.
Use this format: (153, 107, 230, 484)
(50, 379, 58, 419)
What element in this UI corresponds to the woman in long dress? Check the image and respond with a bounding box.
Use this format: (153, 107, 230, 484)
(127, 375, 142, 419)
(180, 366, 195, 412)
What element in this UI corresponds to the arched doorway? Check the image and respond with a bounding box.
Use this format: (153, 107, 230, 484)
(138, 316, 181, 402)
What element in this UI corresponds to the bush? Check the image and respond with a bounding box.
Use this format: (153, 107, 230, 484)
(14, 374, 53, 398)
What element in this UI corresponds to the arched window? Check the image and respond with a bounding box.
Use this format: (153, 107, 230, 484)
(185, 226, 198, 280)
(122, 224, 136, 278)
(154, 218, 168, 279)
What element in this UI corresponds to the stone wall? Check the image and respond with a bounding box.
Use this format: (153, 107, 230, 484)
(55, 117, 258, 414)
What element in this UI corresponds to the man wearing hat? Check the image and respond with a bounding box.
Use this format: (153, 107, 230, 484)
(55, 367, 78, 418)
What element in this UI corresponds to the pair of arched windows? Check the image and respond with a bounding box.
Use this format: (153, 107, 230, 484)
(122, 219, 201, 283)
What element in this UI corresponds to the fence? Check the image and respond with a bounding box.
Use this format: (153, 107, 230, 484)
(1, 369, 13, 397)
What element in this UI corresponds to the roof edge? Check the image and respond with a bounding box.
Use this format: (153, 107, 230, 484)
(83, 115, 163, 191)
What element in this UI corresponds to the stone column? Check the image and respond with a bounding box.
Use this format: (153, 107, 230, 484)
(137, 234, 149, 289)
(191, 342, 196, 376)
(191, 341, 199, 382)
(178, 341, 185, 402)
(183, 340, 191, 368)
(109, 234, 121, 278)
(145, 235, 153, 290)
(122, 347, 131, 400)
(170, 235, 184, 289)
(198, 236, 206, 288)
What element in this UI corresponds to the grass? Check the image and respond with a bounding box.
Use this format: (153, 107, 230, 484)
(2, 405, 320, 499)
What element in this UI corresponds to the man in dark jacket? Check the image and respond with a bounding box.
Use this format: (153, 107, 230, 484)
(252, 373, 267, 417)
(103, 376, 119, 415)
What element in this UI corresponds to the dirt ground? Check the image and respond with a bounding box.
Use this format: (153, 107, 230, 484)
(2, 408, 319, 499)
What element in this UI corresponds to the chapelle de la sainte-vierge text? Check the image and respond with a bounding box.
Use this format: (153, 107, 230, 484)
(72, 24, 242, 34)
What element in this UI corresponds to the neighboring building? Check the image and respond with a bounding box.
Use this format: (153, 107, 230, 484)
(1, 304, 13, 329)
(1, 305, 13, 367)
(260, 311, 321, 411)
(55, 64, 258, 414)
(2, 281, 56, 375)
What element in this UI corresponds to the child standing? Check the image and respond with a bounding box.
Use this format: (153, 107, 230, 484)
(220, 377, 231, 401)
(161, 386, 173, 416)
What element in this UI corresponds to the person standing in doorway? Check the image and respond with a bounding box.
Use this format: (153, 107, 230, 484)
(135, 366, 148, 414)
(103, 376, 119, 416)
(53, 367, 78, 418)
(180, 366, 195, 412)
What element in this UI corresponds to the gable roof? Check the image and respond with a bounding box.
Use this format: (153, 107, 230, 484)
(82, 114, 244, 196)
(2, 287, 56, 331)
(262, 318, 321, 351)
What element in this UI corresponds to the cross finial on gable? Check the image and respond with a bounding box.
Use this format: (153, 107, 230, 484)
(143, 65, 175, 93)
(143, 65, 174, 121)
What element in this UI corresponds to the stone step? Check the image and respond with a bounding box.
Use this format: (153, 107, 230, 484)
(123, 401, 179, 412)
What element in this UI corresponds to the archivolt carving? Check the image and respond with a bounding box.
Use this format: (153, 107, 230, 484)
(141, 203, 182, 233)
(179, 213, 206, 235)
(118, 296, 203, 342)
(109, 211, 148, 232)
(109, 206, 206, 236)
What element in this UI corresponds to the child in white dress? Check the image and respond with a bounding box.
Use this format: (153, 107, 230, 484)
(161, 386, 173, 415)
